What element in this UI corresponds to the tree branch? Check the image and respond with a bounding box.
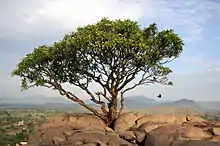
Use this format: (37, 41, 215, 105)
(74, 80, 108, 115)
(122, 72, 152, 94)
(118, 91, 125, 116)
(117, 67, 139, 91)
(159, 57, 176, 64)
(47, 81, 108, 121)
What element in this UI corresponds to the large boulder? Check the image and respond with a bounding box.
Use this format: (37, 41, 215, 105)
(62, 131, 132, 146)
(28, 113, 106, 145)
(27, 113, 134, 146)
(171, 140, 220, 146)
(64, 113, 107, 131)
(114, 112, 205, 133)
(180, 125, 212, 140)
(211, 136, 220, 142)
(114, 112, 147, 132)
(213, 127, 220, 135)
(137, 121, 168, 133)
(117, 129, 146, 144)
(136, 114, 205, 127)
(144, 123, 220, 146)
(28, 125, 73, 145)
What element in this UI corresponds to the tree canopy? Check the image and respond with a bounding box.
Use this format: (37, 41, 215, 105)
(12, 18, 183, 126)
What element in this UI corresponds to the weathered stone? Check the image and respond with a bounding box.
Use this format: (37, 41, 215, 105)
(210, 136, 220, 142)
(172, 140, 220, 146)
(180, 125, 211, 140)
(118, 131, 136, 141)
(134, 130, 146, 142)
(136, 114, 205, 127)
(214, 127, 220, 135)
(137, 121, 168, 133)
(145, 131, 180, 146)
(144, 123, 220, 146)
(67, 132, 109, 144)
(53, 137, 65, 145)
(27, 113, 220, 146)
(74, 141, 83, 146)
(104, 127, 115, 132)
(68, 113, 107, 131)
(81, 143, 97, 146)
(114, 112, 139, 132)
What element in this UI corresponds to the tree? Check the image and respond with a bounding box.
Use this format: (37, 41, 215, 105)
(12, 18, 183, 126)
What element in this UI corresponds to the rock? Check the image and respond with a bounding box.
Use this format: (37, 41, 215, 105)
(118, 131, 136, 141)
(114, 112, 139, 132)
(53, 137, 65, 145)
(214, 127, 220, 135)
(137, 121, 168, 133)
(67, 113, 107, 131)
(136, 114, 205, 127)
(28, 113, 219, 146)
(63, 130, 75, 138)
(106, 131, 119, 137)
(62, 131, 132, 146)
(107, 136, 133, 146)
(210, 136, 220, 142)
(74, 141, 83, 145)
(67, 132, 109, 144)
(144, 125, 181, 146)
(214, 122, 220, 127)
(28, 113, 110, 145)
(74, 130, 106, 135)
(180, 125, 211, 140)
(104, 127, 115, 132)
(144, 123, 219, 146)
(134, 130, 146, 143)
(28, 125, 72, 145)
(172, 140, 220, 146)
(81, 143, 98, 146)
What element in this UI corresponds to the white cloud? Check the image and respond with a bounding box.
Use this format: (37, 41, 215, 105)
(140, 0, 220, 41)
(0, 0, 143, 38)
(207, 68, 220, 72)
(1, 0, 220, 41)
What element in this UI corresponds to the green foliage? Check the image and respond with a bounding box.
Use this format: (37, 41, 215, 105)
(0, 110, 57, 145)
(0, 133, 28, 146)
(12, 18, 183, 91)
(12, 18, 183, 122)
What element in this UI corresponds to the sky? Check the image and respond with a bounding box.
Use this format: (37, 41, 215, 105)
(0, 0, 220, 103)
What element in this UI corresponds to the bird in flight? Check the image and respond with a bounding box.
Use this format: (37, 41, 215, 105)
(157, 94, 162, 98)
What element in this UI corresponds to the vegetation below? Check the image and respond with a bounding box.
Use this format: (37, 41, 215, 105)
(0, 109, 63, 146)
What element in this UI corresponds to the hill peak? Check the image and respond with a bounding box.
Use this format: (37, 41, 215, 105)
(174, 98, 195, 104)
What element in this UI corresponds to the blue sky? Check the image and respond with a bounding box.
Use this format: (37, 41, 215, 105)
(0, 0, 220, 102)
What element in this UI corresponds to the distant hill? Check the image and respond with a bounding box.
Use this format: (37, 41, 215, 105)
(0, 102, 84, 111)
(158, 98, 205, 112)
(1, 95, 220, 112)
(123, 95, 157, 109)
(173, 98, 195, 104)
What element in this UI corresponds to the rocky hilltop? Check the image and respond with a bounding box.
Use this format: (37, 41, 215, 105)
(26, 112, 220, 146)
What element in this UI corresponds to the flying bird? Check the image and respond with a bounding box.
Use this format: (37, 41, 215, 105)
(157, 94, 162, 98)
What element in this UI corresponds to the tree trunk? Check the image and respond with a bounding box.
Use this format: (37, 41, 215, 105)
(107, 92, 118, 127)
